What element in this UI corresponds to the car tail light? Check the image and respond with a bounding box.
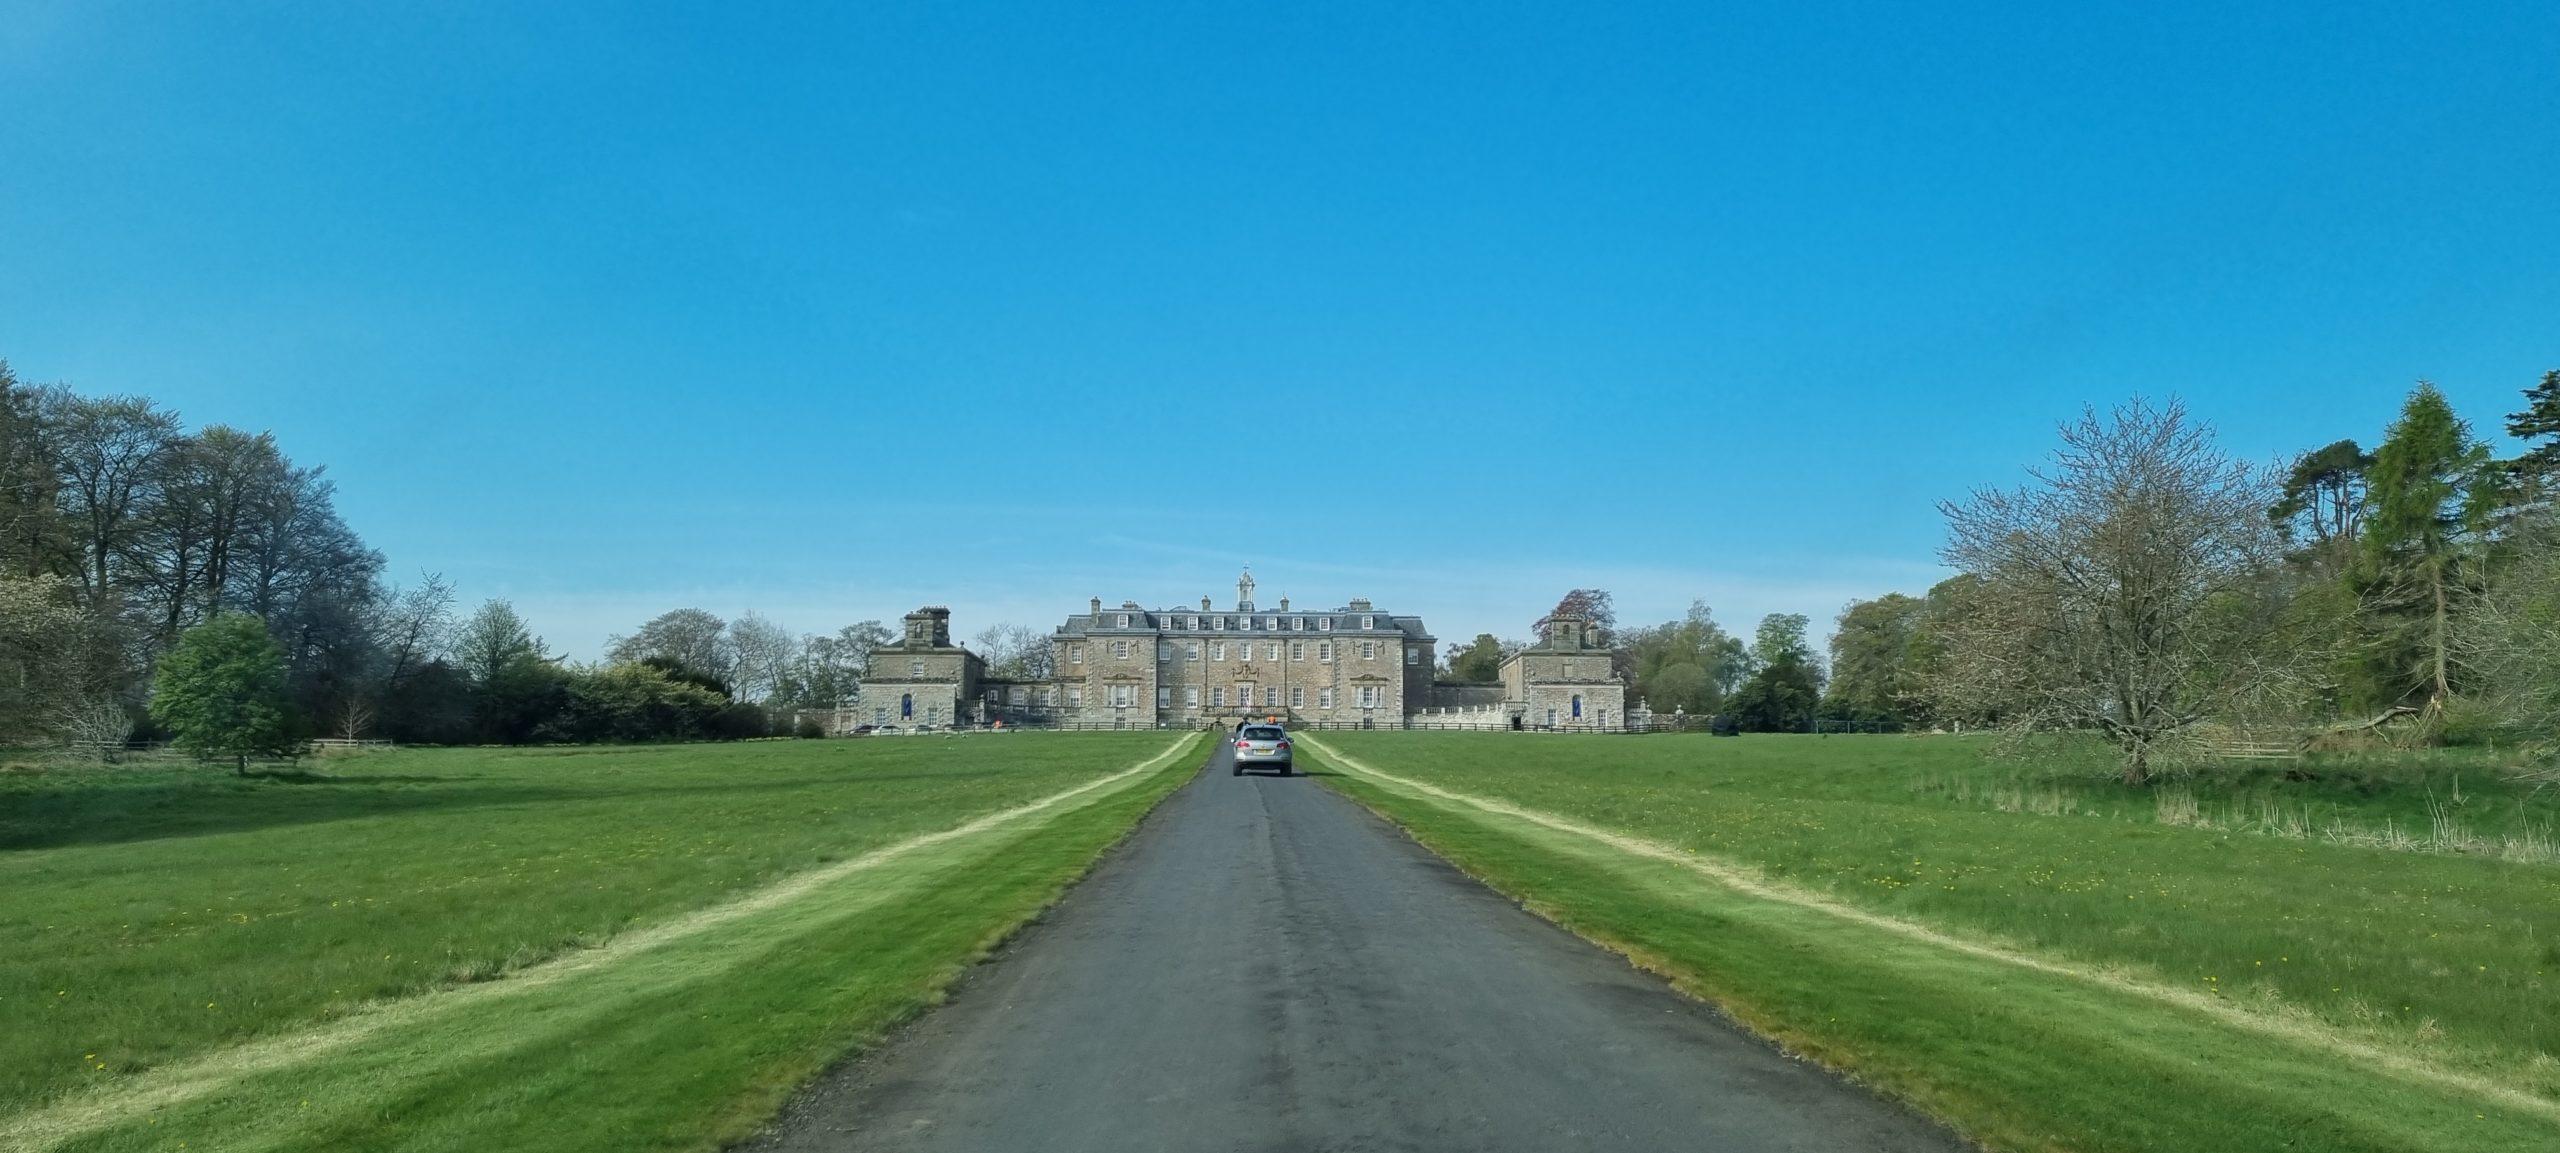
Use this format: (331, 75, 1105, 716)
(1276, 740, 1290, 750)
(1235, 739, 1247, 748)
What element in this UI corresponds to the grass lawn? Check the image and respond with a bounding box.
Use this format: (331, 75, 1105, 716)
(1, 732, 1202, 1152)
(1302, 732, 2560, 1153)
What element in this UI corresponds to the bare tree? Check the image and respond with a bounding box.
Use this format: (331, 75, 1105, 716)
(972, 623, 1056, 681)
(39, 390, 183, 608)
(1936, 398, 2283, 784)
(727, 610, 796, 704)
(336, 693, 377, 741)
(606, 609, 734, 686)
(60, 694, 135, 762)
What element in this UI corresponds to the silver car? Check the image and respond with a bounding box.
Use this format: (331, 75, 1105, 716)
(1231, 724, 1294, 776)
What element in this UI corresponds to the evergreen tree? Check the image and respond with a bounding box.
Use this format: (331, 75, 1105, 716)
(2504, 368, 2560, 484)
(2360, 382, 2491, 711)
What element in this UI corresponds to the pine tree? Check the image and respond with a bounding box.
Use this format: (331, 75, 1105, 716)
(2360, 383, 2489, 712)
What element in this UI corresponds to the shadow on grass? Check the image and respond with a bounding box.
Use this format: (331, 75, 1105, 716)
(0, 769, 1055, 853)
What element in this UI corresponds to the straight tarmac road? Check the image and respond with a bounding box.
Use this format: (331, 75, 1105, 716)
(751, 741, 1970, 1152)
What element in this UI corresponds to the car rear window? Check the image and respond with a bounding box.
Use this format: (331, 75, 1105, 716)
(1242, 726, 1285, 740)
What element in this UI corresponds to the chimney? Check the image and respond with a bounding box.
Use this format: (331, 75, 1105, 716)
(1279, 595, 1290, 611)
(1090, 596, 1103, 625)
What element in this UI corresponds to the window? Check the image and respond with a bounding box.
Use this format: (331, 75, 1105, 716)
(1159, 642, 1173, 661)
(1546, 708, 1558, 726)
(1181, 615, 1194, 630)
(1289, 642, 1303, 661)
(1112, 640, 1130, 660)
(1211, 687, 1225, 706)
(1318, 642, 1333, 662)
(1406, 649, 1420, 666)
(1358, 686, 1380, 708)
(910, 659, 925, 677)
(1360, 641, 1376, 661)
(1264, 687, 1280, 708)
(1265, 643, 1281, 661)
(1362, 615, 1375, 630)
(1213, 616, 1226, 630)
(1211, 642, 1226, 661)
(1186, 642, 1201, 660)
(1036, 688, 1052, 707)
(1290, 686, 1304, 707)
(1291, 617, 1304, 631)
(1157, 687, 1171, 708)
(873, 707, 887, 724)
(1235, 683, 1252, 706)
(1318, 688, 1334, 709)
(1319, 617, 1333, 631)
(1067, 687, 1082, 706)
(1116, 613, 1130, 628)
(1069, 645, 1083, 664)
(1109, 685, 1133, 707)
(1184, 686, 1199, 706)
(1266, 617, 1279, 630)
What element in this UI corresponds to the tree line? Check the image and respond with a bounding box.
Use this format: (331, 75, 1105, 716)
(0, 360, 895, 759)
(1437, 590, 1829, 734)
(1442, 368, 2560, 770)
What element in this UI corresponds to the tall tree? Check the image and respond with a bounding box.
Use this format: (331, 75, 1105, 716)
(0, 362, 68, 578)
(1822, 594, 1925, 724)
(2360, 382, 2492, 711)
(2268, 439, 2373, 578)
(971, 622, 1056, 681)
(727, 611, 797, 703)
(1533, 589, 1616, 638)
(452, 599, 544, 687)
(1622, 602, 1747, 715)
(1938, 397, 2281, 783)
(0, 574, 112, 743)
(39, 390, 182, 608)
(2504, 368, 2560, 495)
(1730, 613, 1823, 732)
(151, 613, 296, 773)
(1442, 633, 1508, 682)
(607, 609, 733, 689)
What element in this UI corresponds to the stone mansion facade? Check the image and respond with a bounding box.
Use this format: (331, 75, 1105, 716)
(852, 572, 1627, 731)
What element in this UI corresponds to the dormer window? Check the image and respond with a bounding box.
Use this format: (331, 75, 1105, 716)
(1319, 618, 1333, 632)
(1361, 615, 1376, 630)
(1116, 613, 1130, 628)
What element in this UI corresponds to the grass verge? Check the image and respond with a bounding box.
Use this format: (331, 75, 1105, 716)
(1301, 732, 2558, 1153)
(4, 732, 1202, 1152)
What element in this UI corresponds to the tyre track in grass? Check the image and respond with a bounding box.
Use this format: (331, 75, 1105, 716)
(1297, 734, 2560, 1130)
(1, 734, 1202, 1153)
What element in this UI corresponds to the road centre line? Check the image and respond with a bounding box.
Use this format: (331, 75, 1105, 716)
(1295, 734, 2560, 1125)
(2, 733, 1204, 1153)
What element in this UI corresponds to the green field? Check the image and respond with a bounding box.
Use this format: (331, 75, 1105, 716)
(0, 732, 1202, 1153)
(1302, 732, 2560, 1153)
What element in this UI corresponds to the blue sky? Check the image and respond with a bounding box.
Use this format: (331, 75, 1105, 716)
(3, 1, 2555, 658)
